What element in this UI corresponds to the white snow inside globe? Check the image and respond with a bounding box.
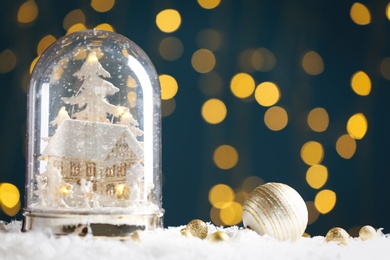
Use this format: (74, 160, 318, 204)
(22, 29, 164, 237)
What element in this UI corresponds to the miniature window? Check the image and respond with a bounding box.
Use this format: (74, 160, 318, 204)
(107, 184, 115, 196)
(106, 167, 115, 177)
(118, 143, 128, 153)
(86, 163, 96, 177)
(53, 160, 64, 173)
(117, 163, 127, 176)
(70, 161, 80, 176)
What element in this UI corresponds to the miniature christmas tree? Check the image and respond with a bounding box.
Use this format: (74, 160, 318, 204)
(50, 106, 70, 127)
(62, 51, 123, 123)
(118, 111, 144, 137)
(35, 162, 72, 207)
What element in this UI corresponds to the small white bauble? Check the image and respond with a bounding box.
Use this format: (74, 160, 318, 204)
(242, 182, 308, 242)
(359, 225, 377, 241)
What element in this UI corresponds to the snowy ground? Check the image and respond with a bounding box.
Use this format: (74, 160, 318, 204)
(1, 221, 390, 260)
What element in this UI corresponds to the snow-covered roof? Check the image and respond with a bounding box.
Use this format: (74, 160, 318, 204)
(41, 119, 143, 163)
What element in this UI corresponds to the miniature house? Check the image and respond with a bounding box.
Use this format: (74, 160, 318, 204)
(40, 119, 144, 197)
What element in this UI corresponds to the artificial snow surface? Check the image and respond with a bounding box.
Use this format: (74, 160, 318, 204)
(1, 221, 390, 260)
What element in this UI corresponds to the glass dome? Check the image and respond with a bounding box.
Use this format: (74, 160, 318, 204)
(22, 29, 164, 236)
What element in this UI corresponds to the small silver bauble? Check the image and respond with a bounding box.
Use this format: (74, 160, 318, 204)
(242, 182, 308, 242)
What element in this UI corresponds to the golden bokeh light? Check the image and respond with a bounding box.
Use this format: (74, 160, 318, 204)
(122, 49, 129, 58)
(239, 49, 256, 72)
(156, 9, 181, 33)
(315, 189, 336, 214)
(127, 76, 137, 88)
(0, 50, 17, 74)
(209, 184, 235, 209)
(191, 49, 216, 73)
(2, 200, 20, 217)
(17, 0, 38, 24)
(252, 48, 276, 72)
(254, 81, 280, 107)
(241, 176, 264, 193)
(348, 226, 363, 238)
(201, 98, 227, 124)
(306, 164, 328, 189)
(95, 23, 115, 32)
(52, 57, 69, 82)
(234, 191, 249, 205)
(162, 98, 176, 117)
(37, 35, 56, 56)
(63, 9, 86, 30)
(307, 107, 329, 132)
(301, 141, 324, 166)
(210, 206, 224, 226)
(387, 3, 390, 20)
(198, 0, 221, 9)
(336, 134, 357, 159)
(306, 201, 320, 225)
(302, 51, 324, 76)
(67, 23, 87, 35)
(351, 71, 371, 96)
(264, 106, 288, 131)
(230, 73, 255, 99)
(350, 2, 371, 25)
(220, 201, 242, 226)
(213, 145, 239, 170)
(159, 74, 178, 100)
(159, 37, 183, 61)
(347, 113, 368, 140)
(127, 91, 137, 108)
(91, 0, 115, 13)
(30, 56, 39, 74)
(198, 71, 223, 96)
(73, 47, 88, 60)
(380, 58, 390, 80)
(196, 29, 222, 51)
(52, 67, 64, 81)
(0, 183, 20, 209)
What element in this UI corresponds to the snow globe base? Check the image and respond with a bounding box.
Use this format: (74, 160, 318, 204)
(22, 210, 163, 237)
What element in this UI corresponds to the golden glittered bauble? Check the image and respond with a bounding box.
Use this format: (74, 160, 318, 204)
(186, 219, 208, 239)
(359, 225, 376, 241)
(180, 228, 192, 237)
(208, 231, 230, 242)
(242, 182, 308, 242)
(325, 227, 350, 245)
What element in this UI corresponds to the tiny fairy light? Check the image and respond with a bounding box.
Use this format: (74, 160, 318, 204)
(58, 184, 72, 196)
(22, 29, 164, 237)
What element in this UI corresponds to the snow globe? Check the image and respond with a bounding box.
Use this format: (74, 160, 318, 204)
(22, 29, 164, 237)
